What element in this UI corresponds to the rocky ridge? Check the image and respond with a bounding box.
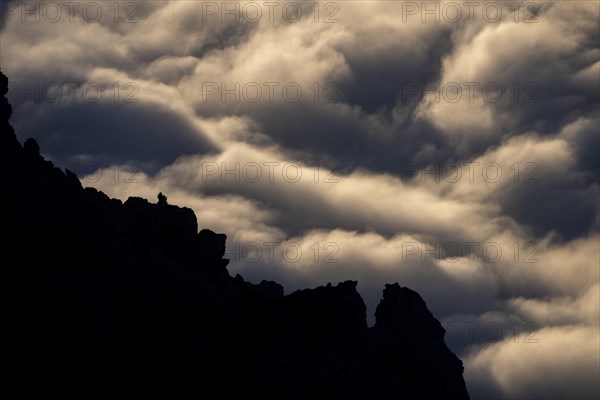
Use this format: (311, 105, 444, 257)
(1, 70, 469, 399)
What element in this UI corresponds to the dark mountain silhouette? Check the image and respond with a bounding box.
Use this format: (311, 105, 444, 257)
(1, 70, 469, 399)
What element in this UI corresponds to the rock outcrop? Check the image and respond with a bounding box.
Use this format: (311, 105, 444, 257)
(1, 70, 470, 399)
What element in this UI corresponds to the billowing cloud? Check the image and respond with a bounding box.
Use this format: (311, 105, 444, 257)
(465, 325, 600, 399)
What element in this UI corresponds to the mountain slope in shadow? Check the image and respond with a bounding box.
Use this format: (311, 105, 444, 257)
(1, 71, 469, 399)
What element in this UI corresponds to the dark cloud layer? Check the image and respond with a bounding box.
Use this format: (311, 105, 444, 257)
(11, 100, 216, 173)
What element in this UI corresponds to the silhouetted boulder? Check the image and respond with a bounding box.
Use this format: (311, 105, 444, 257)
(23, 138, 40, 158)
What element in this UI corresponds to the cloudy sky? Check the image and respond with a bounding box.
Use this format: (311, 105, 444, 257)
(2, 1, 599, 398)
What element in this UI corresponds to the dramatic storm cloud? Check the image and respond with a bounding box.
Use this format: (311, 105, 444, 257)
(2, 1, 598, 398)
